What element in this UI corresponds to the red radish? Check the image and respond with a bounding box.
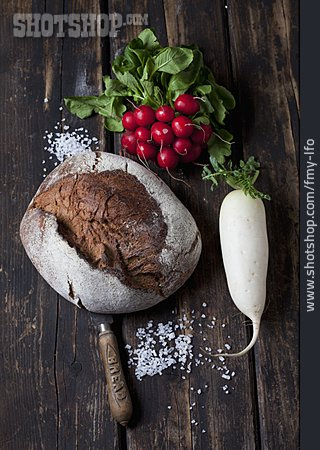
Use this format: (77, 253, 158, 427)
(173, 138, 192, 155)
(157, 147, 179, 169)
(134, 127, 151, 142)
(155, 105, 175, 122)
(122, 111, 137, 131)
(172, 116, 194, 138)
(180, 143, 202, 163)
(191, 124, 213, 144)
(137, 142, 158, 160)
(151, 122, 175, 145)
(121, 131, 137, 155)
(174, 94, 200, 116)
(134, 105, 156, 127)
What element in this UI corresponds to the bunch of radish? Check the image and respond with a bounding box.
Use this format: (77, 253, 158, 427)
(121, 94, 212, 170)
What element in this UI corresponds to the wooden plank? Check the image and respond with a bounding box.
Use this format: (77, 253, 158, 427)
(55, 0, 121, 448)
(163, 2, 259, 449)
(107, 1, 258, 449)
(107, 1, 196, 449)
(227, 0, 299, 448)
(0, 1, 120, 449)
(0, 2, 60, 449)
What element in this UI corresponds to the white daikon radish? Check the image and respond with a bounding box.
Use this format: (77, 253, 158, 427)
(217, 189, 269, 357)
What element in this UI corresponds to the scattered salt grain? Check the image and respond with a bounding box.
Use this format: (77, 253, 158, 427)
(125, 313, 238, 394)
(126, 320, 193, 380)
(167, 406, 172, 410)
(202, 302, 207, 307)
(43, 120, 99, 163)
(201, 314, 206, 319)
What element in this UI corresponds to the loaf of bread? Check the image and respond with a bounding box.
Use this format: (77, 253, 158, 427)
(20, 152, 202, 313)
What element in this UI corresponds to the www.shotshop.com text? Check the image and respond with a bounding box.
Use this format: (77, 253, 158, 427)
(304, 139, 317, 312)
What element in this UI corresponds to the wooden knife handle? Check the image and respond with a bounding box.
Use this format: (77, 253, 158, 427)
(98, 330, 132, 426)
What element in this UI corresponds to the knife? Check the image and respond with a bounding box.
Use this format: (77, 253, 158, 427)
(90, 312, 133, 426)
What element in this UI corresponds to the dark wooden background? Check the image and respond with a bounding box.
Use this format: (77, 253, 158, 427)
(0, 1, 299, 449)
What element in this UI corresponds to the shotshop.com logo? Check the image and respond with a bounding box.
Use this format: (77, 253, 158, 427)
(13, 13, 148, 37)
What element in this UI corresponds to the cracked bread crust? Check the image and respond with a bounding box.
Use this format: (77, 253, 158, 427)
(33, 170, 167, 294)
(20, 152, 202, 314)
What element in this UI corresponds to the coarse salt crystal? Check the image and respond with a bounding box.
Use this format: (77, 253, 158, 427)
(43, 120, 99, 163)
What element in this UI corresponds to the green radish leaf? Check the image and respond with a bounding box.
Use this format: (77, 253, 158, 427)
(207, 129, 233, 164)
(65, 94, 126, 123)
(153, 47, 194, 74)
(153, 86, 164, 105)
(112, 70, 143, 95)
(103, 96, 126, 131)
(199, 95, 214, 114)
(124, 43, 141, 68)
(112, 54, 135, 74)
(104, 116, 124, 132)
(192, 115, 210, 125)
(202, 156, 271, 200)
(142, 57, 155, 81)
(215, 84, 236, 110)
(64, 95, 119, 119)
(161, 72, 170, 90)
(112, 96, 127, 117)
(167, 49, 203, 98)
(208, 88, 228, 125)
(125, 38, 150, 66)
(194, 84, 212, 96)
(103, 76, 129, 97)
(137, 28, 161, 51)
(141, 80, 154, 98)
(64, 96, 98, 119)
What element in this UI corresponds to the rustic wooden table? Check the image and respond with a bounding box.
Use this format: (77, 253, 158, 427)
(0, 1, 299, 449)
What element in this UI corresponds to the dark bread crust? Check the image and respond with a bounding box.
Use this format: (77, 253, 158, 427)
(33, 170, 167, 293)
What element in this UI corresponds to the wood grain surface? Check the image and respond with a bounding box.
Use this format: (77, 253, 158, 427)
(0, 1, 299, 449)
